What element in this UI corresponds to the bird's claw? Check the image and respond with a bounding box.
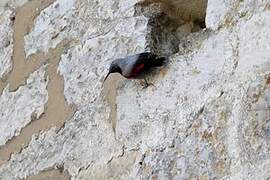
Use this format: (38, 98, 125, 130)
(140, 79, 156, 89)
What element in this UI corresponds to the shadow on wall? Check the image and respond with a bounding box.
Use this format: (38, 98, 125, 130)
(135, 0, 208, 57)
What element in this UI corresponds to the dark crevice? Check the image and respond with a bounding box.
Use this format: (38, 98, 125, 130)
(135, 0, 208, 57)
(147, 13, 181, 57)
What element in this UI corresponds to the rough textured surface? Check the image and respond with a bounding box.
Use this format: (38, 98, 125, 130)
(24, 0, 141, 58)
(58, 16, 148, 106)
(0, 0, 29, 79)
(0, 9, 14, 79)
(0, 65, 48, 146)
(0, 109, 121, 179)
(0, 102, 122, 179)
(0, 0, 28, 13)
(24, 0, 75, 57)
(1, 0, 270, 179)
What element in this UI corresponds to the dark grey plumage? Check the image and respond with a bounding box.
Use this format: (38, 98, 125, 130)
(104, 52, 165, 82)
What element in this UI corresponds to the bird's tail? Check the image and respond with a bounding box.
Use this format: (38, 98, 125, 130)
(151, 57, 166, 67)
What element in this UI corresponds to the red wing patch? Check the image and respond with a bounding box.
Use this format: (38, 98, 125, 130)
(134, 64, 145, 73)
(128, 63, 145, 78)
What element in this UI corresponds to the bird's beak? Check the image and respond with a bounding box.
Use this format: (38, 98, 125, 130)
(103, 72, 111, 84)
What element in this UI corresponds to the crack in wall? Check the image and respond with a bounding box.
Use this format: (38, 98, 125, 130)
(0, 0, 76, 166)
(103, 74, 123, 136)
(26, 169, 70, 180)
(0, 0, 55, 93)
(0, 81, 4, 95)
(136, 0, 207, 57)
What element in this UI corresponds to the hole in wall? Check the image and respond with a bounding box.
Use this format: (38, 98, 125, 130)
(135, 0, 208, 57)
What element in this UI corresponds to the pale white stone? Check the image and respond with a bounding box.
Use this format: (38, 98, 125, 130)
(0, 0, 30, 79)
(0, 101, 122, 179)
(238, 11, 270, 74)
(1, 0, 270, 179)
(0, 9, 13, 79)
(58, 16, 148, 106)
(0, 65, 48, 146)
(24, 0, 139, 57)
(206, 0, 270, 30)
(54, 0, 148, 106)
(24, 0, 76, 57)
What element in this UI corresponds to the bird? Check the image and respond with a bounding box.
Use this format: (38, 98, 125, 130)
(103, 52, 166, 87)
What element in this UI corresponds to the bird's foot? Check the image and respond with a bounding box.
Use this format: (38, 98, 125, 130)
(140, 78, 156, 89)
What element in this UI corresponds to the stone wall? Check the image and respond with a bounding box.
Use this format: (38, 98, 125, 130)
(0, 0, 270, 179)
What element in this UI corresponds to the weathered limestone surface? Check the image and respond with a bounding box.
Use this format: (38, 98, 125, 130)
(0, 65, 48, 147)
(0, 103, 122, 179)
(0, 9, 13, 79)
(0, 0, 29, 79)
(0, 0, 270, 179)
(24, 0, 76, 57)
(24, 0, 141, 58)
(0, 0, 28, 13)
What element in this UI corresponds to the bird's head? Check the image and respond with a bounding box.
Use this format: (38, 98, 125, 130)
(103, 63, 122, 82)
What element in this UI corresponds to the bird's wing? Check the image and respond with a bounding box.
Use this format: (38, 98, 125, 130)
(116, 53, 157, 77)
